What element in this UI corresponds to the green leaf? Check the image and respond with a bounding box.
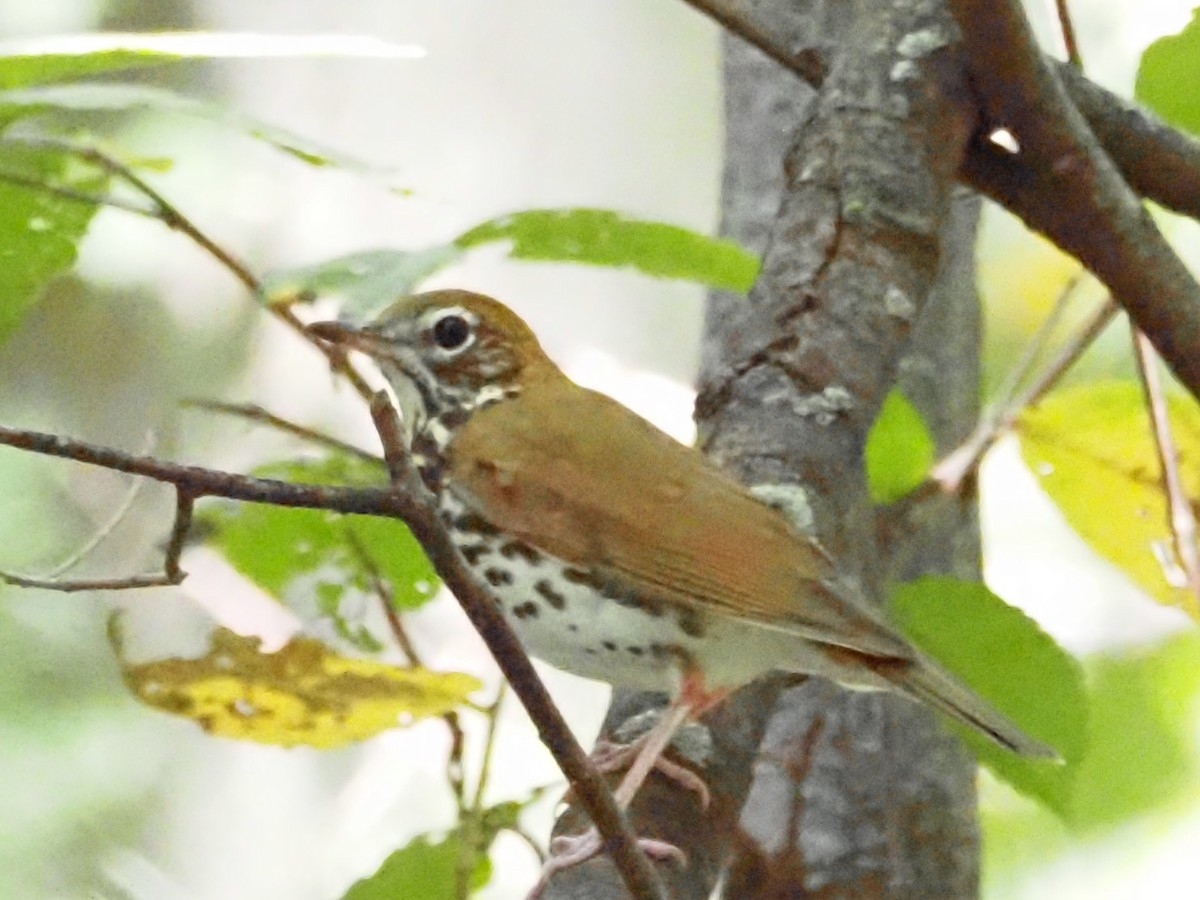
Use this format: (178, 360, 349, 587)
(0, 31, 423, 90)
(262, 246, 461, 314)
(0, 49, 177, 91)
(865, 388, 936, 503)
(343, 831, 491, 900)
(982, 632, 1200, 882)
(1069, 631, 1200, 829)
(889, 576, 1086, 812)
(205, 451, 439, 625)
(1017, 380, 1200, 618)
(0, 83, 394, 174)
(455, 208, 759, 291)
(1135, 9, 1200, 137)
(0, 143, 105, 343)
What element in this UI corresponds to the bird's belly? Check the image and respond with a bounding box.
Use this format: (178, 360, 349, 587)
(441, 500, 797, 693)
(441, 497, 772, 692)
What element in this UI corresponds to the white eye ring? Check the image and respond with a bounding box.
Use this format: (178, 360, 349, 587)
(428, 308, 475, 354)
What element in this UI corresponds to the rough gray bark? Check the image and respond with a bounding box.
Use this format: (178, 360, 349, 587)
(701, 16, 982, 900)
(542, 1, 983, 896)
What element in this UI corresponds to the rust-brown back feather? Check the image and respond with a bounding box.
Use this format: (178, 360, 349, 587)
(445, 370, 913, 660)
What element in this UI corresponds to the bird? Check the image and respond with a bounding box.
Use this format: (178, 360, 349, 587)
(309, 289, 1057, 884)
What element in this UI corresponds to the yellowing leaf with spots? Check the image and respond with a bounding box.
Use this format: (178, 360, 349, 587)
(116, 627, 480, 748)
(1017, 381, 1200, 619)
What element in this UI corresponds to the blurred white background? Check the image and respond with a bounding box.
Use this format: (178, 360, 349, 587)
(0, 1, 1197, 898)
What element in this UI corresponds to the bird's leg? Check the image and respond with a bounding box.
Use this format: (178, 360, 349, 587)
(528, 671, 728, 897)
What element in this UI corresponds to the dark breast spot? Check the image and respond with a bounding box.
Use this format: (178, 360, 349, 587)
(562, 566, 603, 589)
(511, 601, 539, 620)
(483, 567, 514, 587)
(676, 606, 706, 639)
(459, 543, 492, 565)
(534, 580, 567, 610)
(500, 540, 542, 565)
(453, 512, 501, 537)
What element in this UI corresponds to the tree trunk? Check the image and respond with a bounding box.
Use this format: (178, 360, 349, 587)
(543, 1, 984, 896)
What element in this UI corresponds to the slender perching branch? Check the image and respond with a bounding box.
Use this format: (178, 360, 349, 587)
(366, 396, 669, 900)
(0, 410, 669, 900)
(185, 399, 382, 465)
(1132, 332, 1200, 600)
(931, 297, 1118, 492)
(678, 0, 1200, 405)
(2, 488, 195, 591)
(0, 136, 378, 401)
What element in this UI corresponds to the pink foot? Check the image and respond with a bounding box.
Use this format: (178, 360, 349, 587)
(526, 828, 685, 899)
(590, 738, 711, 808)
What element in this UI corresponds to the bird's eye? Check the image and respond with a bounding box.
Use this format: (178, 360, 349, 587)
(432, 313, 472, 351)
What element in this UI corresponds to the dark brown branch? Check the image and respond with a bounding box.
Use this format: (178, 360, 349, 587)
(677, 0, 1200, 223)
(0, 415, 668, 899)
(680, 0, 1200, 403)
(948, 0, 1200, 401)
(364, 399, 670, 900)
(1, 486, 194, 592)
(185, 399, 381, 464)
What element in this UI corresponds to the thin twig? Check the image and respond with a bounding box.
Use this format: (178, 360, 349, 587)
(990, 271, 1085, 415)
(932, 298, 1117, 491)
(1, 488, 194, 591)
(948, 0, 1200, 402)
(367, 397, 668, 900)
(46, 432, 157, 578)
(185, 399, 382, 464)
(0, 167, 153, 217)
(455, 687, 507, 900)
(1051, 0, 1082, 67)
(1132, 330, 1200, 601)
(3, 135, 377, 400)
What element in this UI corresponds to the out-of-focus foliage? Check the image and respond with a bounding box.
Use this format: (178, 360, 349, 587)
(342, 797, 530, 899)
(1018, 381, 1200, 618)
(0, 143, 106, 342)
(264, 206, 761, 320)
(890, 577, 1086, 811)
(114, 624, 480, 748)
(1136, 8, 1200, 137)
(204, 452, 438, 650)
(983, 631, 1200, 885)
(865, 387, 936, 503)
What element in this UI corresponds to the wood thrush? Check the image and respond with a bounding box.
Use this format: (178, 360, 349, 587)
(311, 289, 1056, 882)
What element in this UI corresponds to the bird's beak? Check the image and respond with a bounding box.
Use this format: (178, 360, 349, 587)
(307, 320, 385, 356)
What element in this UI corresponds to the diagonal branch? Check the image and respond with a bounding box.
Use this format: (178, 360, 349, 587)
(947, 0, 1200, 401)
(2, 488, 194, 591)
(0, 416, 668, 900)
(680, 0, 1200, 403)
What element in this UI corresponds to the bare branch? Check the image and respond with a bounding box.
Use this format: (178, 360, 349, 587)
(0, 411, 667, 899)
(932, 298, 1117, 492)
(949, 0, 1200, 400)
(363, 400, 670, 900)
(185, 399, 382, 464)
(1, 487, 194, 591)
(1132, 331, 1200, 600)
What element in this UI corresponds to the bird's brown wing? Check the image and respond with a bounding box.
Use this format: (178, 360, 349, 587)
(445, 375, 912, 660)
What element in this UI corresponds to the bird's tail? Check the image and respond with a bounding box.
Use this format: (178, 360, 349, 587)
(880, 654, 1061, 761)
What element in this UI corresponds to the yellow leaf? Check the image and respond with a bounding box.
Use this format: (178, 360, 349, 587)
(1017, 380, 1200, 618)
(114, 626, 480, 748)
